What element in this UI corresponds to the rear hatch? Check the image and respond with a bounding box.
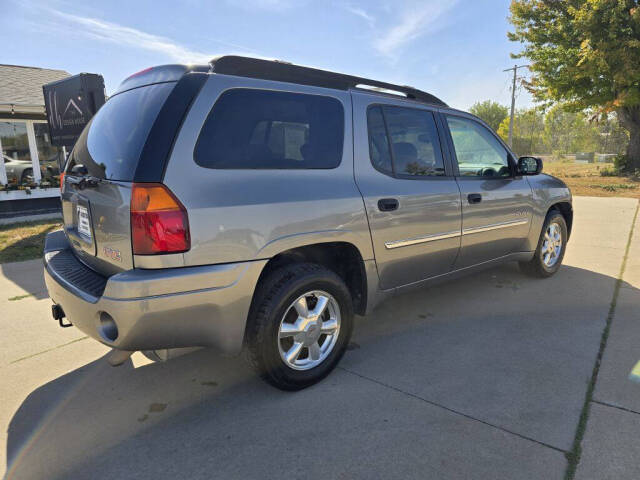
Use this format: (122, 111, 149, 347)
(61, 80, 177, 276)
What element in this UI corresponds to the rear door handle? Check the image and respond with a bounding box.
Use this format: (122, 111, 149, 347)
(378, 198, 399, 212)
(467, 193, 482, 204)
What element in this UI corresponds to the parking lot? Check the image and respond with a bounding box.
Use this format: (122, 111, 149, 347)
(1, 196, 639, 479)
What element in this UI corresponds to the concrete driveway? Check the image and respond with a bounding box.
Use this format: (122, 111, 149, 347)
(1, 196, 639, 479)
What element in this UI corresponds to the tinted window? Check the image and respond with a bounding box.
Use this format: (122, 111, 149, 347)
(446, 116, 510, 178)
(195, 89, 344, 169)
(366, 106, 445, 177)
(367, 106, 393, 174)
(67, 82, 174, 180)
(385, 107, 445, 176)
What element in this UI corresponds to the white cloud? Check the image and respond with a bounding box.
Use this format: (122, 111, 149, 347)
(374, 1, 458, 58)
(42, 8, 252, 63)
(343, 4, 375, 27)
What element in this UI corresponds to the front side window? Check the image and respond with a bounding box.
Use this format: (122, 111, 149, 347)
(366, 105, 445, 177)
(446, 115, 511, 178)
(195, 89, 344, 169)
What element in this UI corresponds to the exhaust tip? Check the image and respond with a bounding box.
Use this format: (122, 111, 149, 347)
(99, 312, 118, 342)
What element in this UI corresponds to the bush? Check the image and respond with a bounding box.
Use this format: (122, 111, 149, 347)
(600, 167, 618, 177)
(614, 155, 630, 173)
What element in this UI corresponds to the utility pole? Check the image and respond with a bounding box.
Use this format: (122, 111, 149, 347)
(503, 64, 530, 147)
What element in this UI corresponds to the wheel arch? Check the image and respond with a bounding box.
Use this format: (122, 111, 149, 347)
(251, 241, 369, 317)
(549, 202, 573, 239)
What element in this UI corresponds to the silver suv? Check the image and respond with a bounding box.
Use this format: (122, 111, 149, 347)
(44, 56, 572, 390)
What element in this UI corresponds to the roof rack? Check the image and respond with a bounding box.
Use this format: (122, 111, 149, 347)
(209, 55, 447, 107)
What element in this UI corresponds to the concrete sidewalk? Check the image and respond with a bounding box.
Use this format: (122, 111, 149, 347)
(576, 199, 640, 480)
(0, 196, 638, 479)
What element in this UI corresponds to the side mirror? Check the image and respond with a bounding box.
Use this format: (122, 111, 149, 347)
(517, 156, 543, 175)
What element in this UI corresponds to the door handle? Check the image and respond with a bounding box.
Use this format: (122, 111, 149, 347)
(378, 198, 399, 212)
(467, 193, 482, 204)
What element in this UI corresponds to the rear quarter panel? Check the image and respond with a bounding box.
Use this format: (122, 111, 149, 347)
(162, 74, 374, 267)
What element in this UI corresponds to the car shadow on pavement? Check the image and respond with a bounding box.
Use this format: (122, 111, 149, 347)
(0, 259, 48, 300)
(5, 264, 639, 480)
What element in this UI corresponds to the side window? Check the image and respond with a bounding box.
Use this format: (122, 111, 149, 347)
(366, 105, 445, 177)
(367, 106, 393, 174)
(445, 115, 511, 178)
(195, 89, 344, 169)
(385, 107, 445, 177)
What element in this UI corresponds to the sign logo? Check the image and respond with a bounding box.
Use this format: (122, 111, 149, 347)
(103, 246, 122, 262)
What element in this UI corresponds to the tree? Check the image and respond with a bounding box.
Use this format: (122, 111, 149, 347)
(497, 107, 546, 155)
(542, 105, 601, 154)
(469, 100, 509, 131)
(509, 0, 640, 172)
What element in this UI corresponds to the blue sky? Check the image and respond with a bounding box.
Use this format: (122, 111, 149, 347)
(3, 0, 533, 110)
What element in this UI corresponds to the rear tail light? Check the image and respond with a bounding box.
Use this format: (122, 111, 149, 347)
(59, 172, 65, 192)
(130, 183, 190, 255)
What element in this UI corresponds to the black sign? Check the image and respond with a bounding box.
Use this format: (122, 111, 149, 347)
(43, 73, 106, 147)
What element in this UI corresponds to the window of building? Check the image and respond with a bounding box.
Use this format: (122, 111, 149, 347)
(34, 123, 63, 184)
(195, 89, 344, 169)
(0, 121, 32, 185)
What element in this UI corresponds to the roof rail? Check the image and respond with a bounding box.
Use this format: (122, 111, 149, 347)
(209, 55, 447, 107)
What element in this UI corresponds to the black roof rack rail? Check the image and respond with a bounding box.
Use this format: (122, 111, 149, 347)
(209, 55, 447, 107)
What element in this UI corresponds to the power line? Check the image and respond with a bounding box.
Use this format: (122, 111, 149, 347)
(503, 64, 530, 147)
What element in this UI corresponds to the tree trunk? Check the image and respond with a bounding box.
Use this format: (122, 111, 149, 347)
(617, 107, 640, 172)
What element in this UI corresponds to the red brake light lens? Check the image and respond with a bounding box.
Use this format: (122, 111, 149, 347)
(130, 183, 190, 255)
(59, 172, 65, 192)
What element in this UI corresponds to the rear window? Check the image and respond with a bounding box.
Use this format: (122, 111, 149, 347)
(67, 83, 174, 180)
(194, 89, 344, 169)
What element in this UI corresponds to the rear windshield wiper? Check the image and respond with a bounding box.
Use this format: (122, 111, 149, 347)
(67, 175, 102, 189)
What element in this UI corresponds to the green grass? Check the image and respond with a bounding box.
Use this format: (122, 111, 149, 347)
(589, 183, 638, 192)
(8, 293, 33, 301)
(0, 219, 62, 264)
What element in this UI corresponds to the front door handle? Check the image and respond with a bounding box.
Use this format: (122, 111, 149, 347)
(467, 193, 482, 204)
(378, 198, 399, 212)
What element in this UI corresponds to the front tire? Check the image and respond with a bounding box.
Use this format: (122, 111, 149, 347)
(245, 263, 354, 390)
(519, 210, 568, 278)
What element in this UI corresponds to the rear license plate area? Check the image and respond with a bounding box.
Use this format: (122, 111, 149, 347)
(77, 205, 92, 240)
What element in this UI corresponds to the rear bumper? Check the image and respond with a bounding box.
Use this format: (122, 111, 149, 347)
(43, 230, 266, 354)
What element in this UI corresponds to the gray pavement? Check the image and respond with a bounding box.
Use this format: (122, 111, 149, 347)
(576, 198, 640, 480)
(1, 196, 639, 479)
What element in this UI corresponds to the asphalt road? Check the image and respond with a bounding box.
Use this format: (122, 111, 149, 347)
(1, 196, 639, 479)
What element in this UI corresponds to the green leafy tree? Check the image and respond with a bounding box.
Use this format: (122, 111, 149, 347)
(542, 105, 600, 154)
(497, 107, 546, 155)
(509, 0, 640, 172)
(469, 100, 509, 131)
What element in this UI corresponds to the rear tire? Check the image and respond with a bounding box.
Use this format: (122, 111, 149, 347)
(519, 210, 567, 278)
(245, 263, 354, 390)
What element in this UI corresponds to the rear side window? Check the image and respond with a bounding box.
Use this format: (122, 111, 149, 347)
(67, 83, 174, 180)
(367, 105, 445, 177)
(367, 106, 393, 174)
(195, 89, 344, 169)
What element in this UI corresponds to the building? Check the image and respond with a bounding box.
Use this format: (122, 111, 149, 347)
(0, 64, 70, 217)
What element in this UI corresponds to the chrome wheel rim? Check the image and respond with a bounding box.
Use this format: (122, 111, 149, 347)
(278, 290, 341, 371)
(542, 222, 563, 267)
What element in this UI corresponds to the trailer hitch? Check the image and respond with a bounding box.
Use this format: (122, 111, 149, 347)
(51, 304, 72, 328)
